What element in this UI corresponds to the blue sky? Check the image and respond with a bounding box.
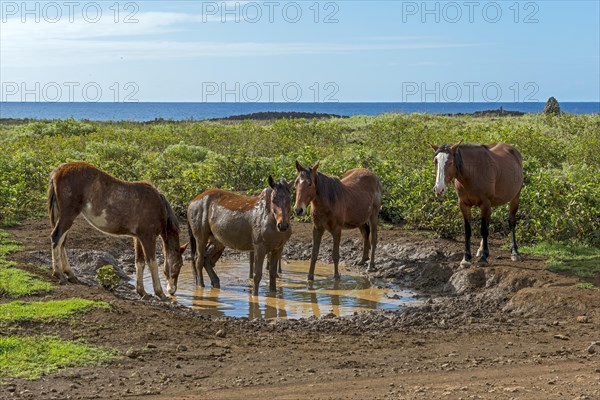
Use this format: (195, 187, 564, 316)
(1, 1, 599, 102)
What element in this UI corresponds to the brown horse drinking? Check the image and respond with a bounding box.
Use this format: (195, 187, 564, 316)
(48, 162, 186, 300)
(187, 176, 292, 296)
(430, 142, 524, 266)
(294, 161, 382, 281)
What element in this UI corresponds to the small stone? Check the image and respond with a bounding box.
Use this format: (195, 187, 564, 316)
(587, 341, 600, 354)
(553, 334, 569, 341)
(577, 316, 589, 323)
(305, 368, 316, 373)
(216, 329, 226, 338)
(147, 343, 158, 349)
(7, 386, 16, 393)
(175, 363, 182, 369)
(177, 344, 188, 352)
(126, 349, 140, 359)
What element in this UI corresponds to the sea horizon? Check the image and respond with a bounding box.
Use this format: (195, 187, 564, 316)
(1, 101, 598, 122)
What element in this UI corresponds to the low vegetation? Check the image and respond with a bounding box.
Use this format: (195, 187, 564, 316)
(0, 299, 110, 324)
(0, 230, 53, 297)
(521, 242, 600, 278)
(1, 113, 598, 278)
(0, 336, 116, 379)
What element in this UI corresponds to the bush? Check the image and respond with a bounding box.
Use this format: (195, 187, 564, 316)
(96, 265, 121, 291)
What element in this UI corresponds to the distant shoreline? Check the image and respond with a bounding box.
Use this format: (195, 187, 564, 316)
(0, 102, 598, 122)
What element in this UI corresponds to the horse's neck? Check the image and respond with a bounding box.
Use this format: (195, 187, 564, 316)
(313, 173, 344, 214)
(255, 188, 273, 221)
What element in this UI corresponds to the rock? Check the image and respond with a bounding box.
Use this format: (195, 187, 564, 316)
(147, 343, 157, 349)
(553, 334, 569, 341)
(177, 344, 188, 352)
(586, 341, 600, 354)
(544, 97, 561, 115)
(216, 329, 226, 338)
(577, 316, 589, 323)
(305, 368, 316, 373)
(126, 349, 141, 358)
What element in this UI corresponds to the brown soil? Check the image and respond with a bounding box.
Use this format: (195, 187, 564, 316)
(3, 218, 600, 400)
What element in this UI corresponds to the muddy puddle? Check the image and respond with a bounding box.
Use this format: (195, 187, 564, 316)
(136, 260, 418, 319)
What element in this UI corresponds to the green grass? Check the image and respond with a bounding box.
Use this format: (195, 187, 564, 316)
(0, 336, 116, 379)
(0, 229, 54, 297)
(576, 282, 598, 290)
(0, 299, 110, 324)
(522, 242, 600, 278)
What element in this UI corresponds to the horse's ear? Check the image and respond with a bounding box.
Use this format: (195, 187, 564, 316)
(429, 144, 438, 152)
(311, 161, 320, 174)
(295, 160, 304, 172)
(180, 243, 188, 254)
(268, 175, 276, 189)
(450, 140, 463, 151)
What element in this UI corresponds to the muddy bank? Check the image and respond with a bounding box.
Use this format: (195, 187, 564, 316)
(11, 218, 594, 333)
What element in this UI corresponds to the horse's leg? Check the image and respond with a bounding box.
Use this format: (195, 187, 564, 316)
(249, 251, 254, 279)
(308, 226, 325, 282)
(134, 238, 150, 299)
(459, 201, 473, 267)
(60, 237, 79, 283)
(277, 255, 282, 274)
(368, 213, 378, 271)
(509, 196, 521, 261)
(358, 224, 371, 266)
(50, 214, 76, 285)
(332, 228, 342, 280)
(476, 239, 485, 257)
(202, 241, 222, 289)
(477, 203, 491, 266)
(140, 237, 167, 301)
(268, 249, 280, 292)
(253, 247, 266, 296)
(193, 231, 209, 287)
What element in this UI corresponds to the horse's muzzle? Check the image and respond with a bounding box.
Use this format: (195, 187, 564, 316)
(434, 186, 446, 197)
(277, 222, 289, 232)
(295, 207, 305, 216)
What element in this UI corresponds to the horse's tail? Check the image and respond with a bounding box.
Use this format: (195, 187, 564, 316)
(187, 220, 198, 281)
(48, 175, 59, 228)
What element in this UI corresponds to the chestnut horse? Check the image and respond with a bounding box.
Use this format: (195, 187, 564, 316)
(430, 142, 523, 266)
(187, 176, 291, 295)
(294, 161, 382, 281)
(48, 162, 186, 300)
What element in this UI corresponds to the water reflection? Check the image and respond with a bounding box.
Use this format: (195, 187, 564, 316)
(137, 260, 417, 319)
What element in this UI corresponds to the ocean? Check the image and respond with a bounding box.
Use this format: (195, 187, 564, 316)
(0, 102, 598, 122)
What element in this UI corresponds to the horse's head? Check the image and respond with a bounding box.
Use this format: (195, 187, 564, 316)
(429, 141, 461, 197)
(268, 175, 292, 232)
(160, 200, 188, 295)
(293, 161, 319, 216)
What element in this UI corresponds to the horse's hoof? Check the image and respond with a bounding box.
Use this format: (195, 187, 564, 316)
(212, 283, 221, 289)
(307, 276, 314, 282)
(156, 293, 169, 302)
(460, 260, 471, 268)
(477, 259, 489, 267)
(67, 276, 80, 284)
(140, 293, 152, 301)
(511, 254, 521, 262)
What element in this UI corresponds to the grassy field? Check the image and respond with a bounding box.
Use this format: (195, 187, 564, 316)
(1, 114, 598, 247)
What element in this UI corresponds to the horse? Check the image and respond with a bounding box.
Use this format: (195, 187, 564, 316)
(294, 161, 382, 281)
(48, 162, 187, 300)
(187, 176, 292, 296)
(429, 142, 523, 266)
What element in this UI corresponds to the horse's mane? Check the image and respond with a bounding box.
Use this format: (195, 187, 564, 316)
(159, 193, 179, 234)
(437, 143, 489, 174)
(315, 172, 345, 204)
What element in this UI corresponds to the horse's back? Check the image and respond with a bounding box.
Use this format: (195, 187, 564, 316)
(51, 162, 163, 235)
(487, 143, 524, 204)
(188, 189, 257, 251)
(339, 168, 382, 226)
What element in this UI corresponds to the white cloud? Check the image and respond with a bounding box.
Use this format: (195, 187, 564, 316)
(1, 12, 487, 68)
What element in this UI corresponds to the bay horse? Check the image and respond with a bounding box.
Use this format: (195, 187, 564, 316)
(430, 142, 523, 266)
(294, 161, 382, 281)
(187, 176, 291, 296)
(48, 162, 187, 300)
